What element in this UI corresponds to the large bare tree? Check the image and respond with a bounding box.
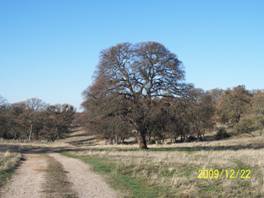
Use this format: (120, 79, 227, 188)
(83, 42, 187, 149)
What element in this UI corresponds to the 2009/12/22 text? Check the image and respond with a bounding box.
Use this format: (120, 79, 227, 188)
(197, 169, 251, 180)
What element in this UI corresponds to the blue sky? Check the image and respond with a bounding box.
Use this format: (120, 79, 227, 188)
(0, 0, 263, 109)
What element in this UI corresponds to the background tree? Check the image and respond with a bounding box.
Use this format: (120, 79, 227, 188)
(235, 91, 264, 134)
(0, 96, 9, 138)
(186, 89, 215, 140)
(162, 97, 190, 142)
(82, 77, 132, 144)
(25, 98, 47, 140)
(216, 85, 252, 126)
(0, 96, 75, 141)
(42, 104, 76, 140)
(252, 91, 264, 115)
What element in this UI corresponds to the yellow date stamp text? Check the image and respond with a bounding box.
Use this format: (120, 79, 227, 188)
(197, 168, 252, 180)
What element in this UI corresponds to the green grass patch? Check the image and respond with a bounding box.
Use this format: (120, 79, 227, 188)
(0, 168, 15, 187)
(72, 146, 207, 153)
(77, 145, 252, 153)
(0, 155, 21, 188)
(63, 152, 174, 198)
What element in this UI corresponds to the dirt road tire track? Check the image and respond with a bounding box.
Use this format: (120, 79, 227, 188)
(49, 153, 118, 198)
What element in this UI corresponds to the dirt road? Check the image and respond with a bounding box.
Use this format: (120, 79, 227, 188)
(0, 154, 48, 198)
(49, 153, 118, 198)
(0, 153, 118, 198)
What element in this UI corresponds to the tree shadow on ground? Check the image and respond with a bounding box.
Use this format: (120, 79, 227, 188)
(66, 137, 97, 146)
(1, 141, 264, 154)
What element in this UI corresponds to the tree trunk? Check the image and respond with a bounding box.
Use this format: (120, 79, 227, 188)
(180, 134, 185, 142)
(115, 135, 118, 144)
(235, 114, 241, 124)
(28, 124, 33, 141)
(148, 134, 151, 143)
(138, 131, 148, 149)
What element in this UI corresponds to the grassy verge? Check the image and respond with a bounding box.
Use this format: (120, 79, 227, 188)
(63, 149, 264, 198)
(0, 151, 21, 187)
(63, 152, 174, 198)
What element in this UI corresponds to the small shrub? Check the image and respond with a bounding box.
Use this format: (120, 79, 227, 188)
(215, 127, 230, 140)
(186, 136, 198, 142)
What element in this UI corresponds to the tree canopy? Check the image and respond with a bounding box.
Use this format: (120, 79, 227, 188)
(83, 42, 213, 148)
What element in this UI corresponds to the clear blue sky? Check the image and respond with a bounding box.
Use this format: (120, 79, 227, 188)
(0, 0, 263, 109)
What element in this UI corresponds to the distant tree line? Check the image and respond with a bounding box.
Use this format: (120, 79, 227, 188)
(0, 97, 75, 141)
(215, 86, 264, 134)
(82, 42, 264, 149)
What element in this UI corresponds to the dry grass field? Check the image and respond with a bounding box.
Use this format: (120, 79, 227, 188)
(1, 130, 264, 197)
(64, 135, 264, 197)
